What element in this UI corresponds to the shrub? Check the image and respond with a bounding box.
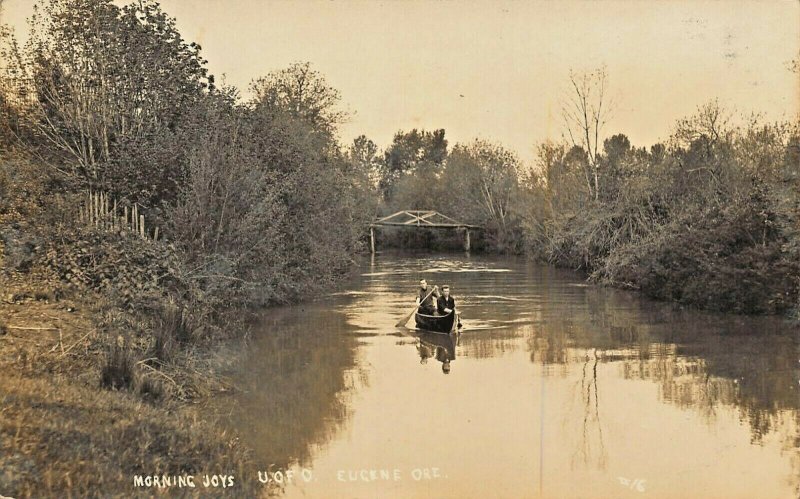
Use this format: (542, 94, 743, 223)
(101, 342, 135, 390)
(137, 375, 166, 401)
(41, 227, 182, 308)
(152, 299, 194, 363)
(522, 110, 800, 316)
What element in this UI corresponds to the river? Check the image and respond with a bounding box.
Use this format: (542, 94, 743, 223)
(222, 252, 799, 499)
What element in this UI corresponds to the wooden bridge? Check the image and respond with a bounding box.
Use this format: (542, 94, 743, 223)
(369, 210, 481, 252)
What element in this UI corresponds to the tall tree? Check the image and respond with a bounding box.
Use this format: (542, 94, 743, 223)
(1, 0, 212, 193)
(561, 67, 611, 201)
(250, 61, 346, 140)
(347, 134, 381, 187)
(379, 128, 447, 199)
(443, 139, 521, 250)
(245, 63, 368, 286)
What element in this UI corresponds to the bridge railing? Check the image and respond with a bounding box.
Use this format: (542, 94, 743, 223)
(368, 210, 479, 252)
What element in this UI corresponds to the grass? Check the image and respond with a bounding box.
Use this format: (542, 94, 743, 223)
(152, 299, 192, 364)
(100, 343, 136, 390)
(0, 373, 258, 498)
(0, 284, 265, 498)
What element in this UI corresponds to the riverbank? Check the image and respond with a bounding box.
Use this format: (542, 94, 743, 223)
(0, 277, 263, 497)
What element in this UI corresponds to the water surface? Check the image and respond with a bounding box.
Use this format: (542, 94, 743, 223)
(226, 253, 799, 499)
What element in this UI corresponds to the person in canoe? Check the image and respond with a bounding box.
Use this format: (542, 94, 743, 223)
(436, 285, 462, 329)
(416, 279, 440, 315)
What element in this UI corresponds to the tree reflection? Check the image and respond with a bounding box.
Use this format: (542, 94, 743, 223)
(457, 327, 522, 359)
(225, 306, 364, 471)
(572, 348, 607, 470)
(523, 286, 799, 486)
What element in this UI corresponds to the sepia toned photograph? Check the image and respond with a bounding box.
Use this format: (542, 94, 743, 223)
(0, 0, 798, 497)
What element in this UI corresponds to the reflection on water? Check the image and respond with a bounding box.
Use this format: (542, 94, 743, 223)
(223, 253, 799, 498)
(223, 307, 364, 471)
(407, 330, 459, 374)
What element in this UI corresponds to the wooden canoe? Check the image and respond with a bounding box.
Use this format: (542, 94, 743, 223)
(414, 311, 456, 334)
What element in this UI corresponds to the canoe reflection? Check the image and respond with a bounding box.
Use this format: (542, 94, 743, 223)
(412, 330, 460, 374)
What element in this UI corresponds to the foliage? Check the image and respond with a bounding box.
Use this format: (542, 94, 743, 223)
(521, 103, 800, 316)
(166, 94, 290, 307)
(347, 134, 383, 189)
(441, 140, 524, 251)
(377, 135, 525, 252)
(250, 61, 346, 138)
(167, 64, 373, 308)
(0, 0, 212, 204)
(1, 1, 374, 316)
(41, 225, 182, 307)
(378, 128, 447, 198)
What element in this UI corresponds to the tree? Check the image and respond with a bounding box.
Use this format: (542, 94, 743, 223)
(669, 101, 738, 205)
(167, 94, 289, 306)
(1, 0, 212, 195)
(250, 62, 346, 139)
(349, 135, 378, 168)
(347, 134, 379, 176)
(603, 133, 631, 164)
(672, 100, 733, 155)
(561, 67, 612, 201)
(379, 128, 447, 198)
(167, 60, 373, 304)
(533, 141, 589, 214)
(244, 63, 370, 290)
(443, 140, 522, 251)
(650, 143, 667, 163)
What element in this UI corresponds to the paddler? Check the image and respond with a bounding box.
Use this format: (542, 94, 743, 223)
(416, 279, 440, 315)
(436, 284, 462, 329)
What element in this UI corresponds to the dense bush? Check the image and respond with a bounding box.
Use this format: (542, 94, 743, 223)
(166, 66, 374, 308)
(601, 199, 799, 313)
(41, 227, 182, 307)
(520, 104, 800, 316)
(0, 2, 376, 318)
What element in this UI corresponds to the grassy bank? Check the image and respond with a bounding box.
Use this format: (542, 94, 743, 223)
(0, 286, 262, 498)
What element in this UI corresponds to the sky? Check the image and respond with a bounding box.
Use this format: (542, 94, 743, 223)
(1, 0, 798, 163)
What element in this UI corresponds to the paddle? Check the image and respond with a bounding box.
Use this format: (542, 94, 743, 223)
(395, 287, 437, 327)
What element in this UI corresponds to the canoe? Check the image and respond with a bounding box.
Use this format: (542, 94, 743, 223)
(414, 311, 456, 334)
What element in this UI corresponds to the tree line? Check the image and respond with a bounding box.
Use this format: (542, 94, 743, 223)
(0, 0, 377, 316)
(1, 0, 798, 323)
(365, 73, 799, 316)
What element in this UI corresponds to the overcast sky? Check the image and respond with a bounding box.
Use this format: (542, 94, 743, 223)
(2, 0, 798, 162)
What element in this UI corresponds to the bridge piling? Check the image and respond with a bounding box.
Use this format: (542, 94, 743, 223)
(370, 226, 375, 254)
